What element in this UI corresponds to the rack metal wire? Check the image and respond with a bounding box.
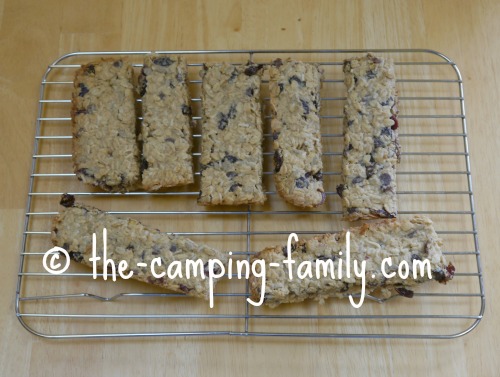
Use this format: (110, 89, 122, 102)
(16, 49, 484, 339)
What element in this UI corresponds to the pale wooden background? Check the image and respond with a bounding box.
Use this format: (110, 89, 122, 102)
(1, 0, 499, 376)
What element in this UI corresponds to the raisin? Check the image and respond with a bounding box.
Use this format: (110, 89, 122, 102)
(411, 254, 422, 261)
(347, 119, 354, 126)
(278, 83, 284, 93)
(274, 150, 283, 173)
(244, 64, 263, 76)
(170, 245, 177, 252)
(407, 230, 417, 238)
(204, 262, 221, 276)
(224, 155, 238, 163)
(272, 131, 280, 141)
(76, 168, 95, 179)
(369, 208, 396, 218)
(138, 71, 147, 96)
(313, 171, 323, 181)
(380, 97, 393, 107)
(336, 184, 346, 197)
(165, 138, 175, 143)
(75, 109, 87, 115)
(218, 113, 229, 130)
(366, 163, 375, 179)
(158, 92, 165, 100)
(289, 75, 305, 86)
(295, 176, 309, 189)
(390, 115, 398, 130)
(347, 207, 358, 214)
(246, 87, 254, 97)
(366, 70, 376, 79)
(140, 158, 149, 172)
(300, 99, 310, 115)
(351, 176, 363, 185)
(153, 57, 174, 66)
(228, 104, 237, 119)
(229, 183, 242, 192)
(179, 284, 191, 293)
(226, 171, 237, 179)
(78, 83, 89, 97)
(69, 251, 83, 263)
(181, 104, 192, 116)
(272, 58, 283, 67)
(317, 255, 336, 261)
(395, 287, 414, 298)
(374, 137, 385, 148)
(85, 64, 95, 74)
(379, 173, 392, 189)
(176, 72, 184, 82)
(113, 60, 123, 68)
(381, 127, 392, 136)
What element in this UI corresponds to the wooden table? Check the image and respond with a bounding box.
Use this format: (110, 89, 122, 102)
(1, 0, 498, 375)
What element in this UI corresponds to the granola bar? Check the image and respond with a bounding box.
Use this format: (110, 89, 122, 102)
(138, 54, 194, 190)
(51, 194, 228, 299)
(269, 59, 325, 208)
(249, 216, 454, 307)
(71, 59, 140, 192)
(337, 54, 400, 221)
(198, 62, 266, 205)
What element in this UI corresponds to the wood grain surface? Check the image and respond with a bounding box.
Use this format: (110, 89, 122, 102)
(1, 1, 499, 376)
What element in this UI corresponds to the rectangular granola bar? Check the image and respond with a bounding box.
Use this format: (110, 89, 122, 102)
(51, 195, 228, 299)
(337, 54, 400, 221)
(71, 59, 140, 192)
(198, 63, 266, 205)
(249, 216, 454, 307)
(138, 54, 194, 190)
(269, 59, 325, 208)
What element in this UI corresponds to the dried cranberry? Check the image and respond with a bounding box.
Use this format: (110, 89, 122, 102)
(390, 115, 398, 130)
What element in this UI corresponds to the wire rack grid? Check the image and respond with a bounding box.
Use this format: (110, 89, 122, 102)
(16, 49, 484, 339)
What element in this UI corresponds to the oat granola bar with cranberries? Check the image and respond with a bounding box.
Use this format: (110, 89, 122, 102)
(269, 59, 325, 208)
(71, 59, 141, 192)
(198, 63, 266, 205)
(51, 194, 228, 299)
(337, 54, 400, 221)
(138, 54, 194, 190)
(250, 216, 454, 307)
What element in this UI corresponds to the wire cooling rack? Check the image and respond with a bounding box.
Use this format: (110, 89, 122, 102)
(16, 49, 484, 339)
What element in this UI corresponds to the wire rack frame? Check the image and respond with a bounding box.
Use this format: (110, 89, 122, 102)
(16, 49, 485, 339)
